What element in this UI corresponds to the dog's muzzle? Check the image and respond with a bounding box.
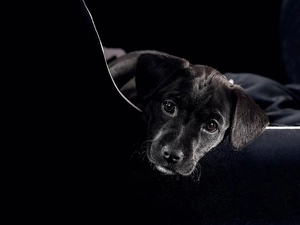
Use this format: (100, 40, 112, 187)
(148, 145, 196, 176)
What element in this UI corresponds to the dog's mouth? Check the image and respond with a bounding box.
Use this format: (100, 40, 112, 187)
(154, 163, 196, 176)
(155, 165, 176, 175)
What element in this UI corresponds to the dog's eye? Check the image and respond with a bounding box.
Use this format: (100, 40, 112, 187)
(162, 100, 176, 115)
(204, 120, 218, 132)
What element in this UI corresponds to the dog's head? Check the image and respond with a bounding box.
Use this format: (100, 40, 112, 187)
(135, 52, 269, 176)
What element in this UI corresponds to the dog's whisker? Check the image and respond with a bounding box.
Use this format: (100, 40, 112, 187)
(140, 150, 148, 162)
(130, 140, 152, 161)
(140, 140, 152, 162)
(149, 161, 156, 172)
(130, 147, 143, 161)
(191, 163, 202, 183)
(196, 163, 202, 182)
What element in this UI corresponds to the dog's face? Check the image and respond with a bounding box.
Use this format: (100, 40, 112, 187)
(135, 52, 269, 176)
(141, 67, 232, 176)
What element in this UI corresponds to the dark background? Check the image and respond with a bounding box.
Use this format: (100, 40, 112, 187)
(85, 0, 288, 84)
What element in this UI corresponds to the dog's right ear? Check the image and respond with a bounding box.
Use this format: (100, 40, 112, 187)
(229, 85, 269, 150)
(135, 53, 189, 100)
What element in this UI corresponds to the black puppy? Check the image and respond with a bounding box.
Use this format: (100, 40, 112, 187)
(109, 50, 269, 176)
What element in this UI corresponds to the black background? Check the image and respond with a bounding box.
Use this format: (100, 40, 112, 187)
(85, 0, 287, 83)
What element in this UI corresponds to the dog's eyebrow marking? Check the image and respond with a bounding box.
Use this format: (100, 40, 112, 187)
(163, 91, 182, 99)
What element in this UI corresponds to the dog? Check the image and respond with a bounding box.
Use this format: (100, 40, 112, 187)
(109, 50, 269, 176)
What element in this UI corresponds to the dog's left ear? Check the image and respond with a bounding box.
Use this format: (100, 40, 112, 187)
(230, 85, 269, 150)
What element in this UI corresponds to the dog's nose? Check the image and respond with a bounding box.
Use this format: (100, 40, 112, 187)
(162, 148, 183, 164)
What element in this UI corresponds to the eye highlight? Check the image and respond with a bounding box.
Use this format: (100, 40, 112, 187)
(162, 100, 177, 115)
(204, 120, 218, 133)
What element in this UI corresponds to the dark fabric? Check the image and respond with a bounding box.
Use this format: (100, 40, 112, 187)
(280, 0, 300, 84)
(114, 129, 300, 225)
(225, 72, 300, 126)
(86, 0, 287, 84)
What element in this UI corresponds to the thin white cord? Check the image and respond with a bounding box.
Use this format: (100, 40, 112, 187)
(82, 0, 142, 113)
(266, 126, 300, 129)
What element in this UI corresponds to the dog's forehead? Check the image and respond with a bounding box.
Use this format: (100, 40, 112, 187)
(157, 64, 232, 105)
